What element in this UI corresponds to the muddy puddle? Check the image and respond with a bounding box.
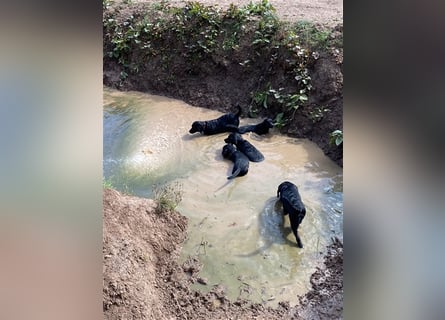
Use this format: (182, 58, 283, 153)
(103, 87, 343, 306)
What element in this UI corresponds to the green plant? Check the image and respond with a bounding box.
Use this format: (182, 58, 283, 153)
(253, 89, 271, 109)
(103, 0, 114, 10)
(283, 91, 308, 117)
(251, 2, 279, 48)
(153, 181, 183, 212)
(151, 0, 170, 11)
(330, 130, 343, 146)
(273, 112, 287, 129)
(119, 70, 128, 80)
(293, 21, 330, 50)
(244, 0, 276, 16)
(309, 106, 330, 123)
(103, 178, 114, 189)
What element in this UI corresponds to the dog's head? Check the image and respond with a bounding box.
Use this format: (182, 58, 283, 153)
(222, 144, 236, 158)
(189, 121, 204, 134)
(224, 132, 242, 144)
(277, 181, 295, 198)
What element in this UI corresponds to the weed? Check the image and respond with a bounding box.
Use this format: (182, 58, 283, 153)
(153, 181, 183, 212)
(253, 88, 271, 109)
(151, 0, 170, 11)
(252, 85, 310, 120)
(309, 106, 330, 123)
(330, 130, 343, 146)
(292, 21, 330, 50)
(273, 112, 287, 129)
(103, 178, 114, 189)
(244, 0, 276, 16)
(120, 70, 128, 80)
(103, 0, 114, 10)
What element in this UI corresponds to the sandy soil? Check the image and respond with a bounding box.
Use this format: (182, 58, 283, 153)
(103, 189, 343, 319)
(135, 0, 343, 26)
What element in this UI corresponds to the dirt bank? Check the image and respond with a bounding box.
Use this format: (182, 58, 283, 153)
(103, 0, 343, 166)
(103, 188, 343, 319)
(134, 0, 343, 26)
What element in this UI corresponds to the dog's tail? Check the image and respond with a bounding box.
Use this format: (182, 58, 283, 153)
(234, 104, 242, 117)
(213, 179, 233, 195)
(228, 167, 241, 179)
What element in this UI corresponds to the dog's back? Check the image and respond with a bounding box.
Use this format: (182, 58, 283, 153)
(222, 144, 249, 179)
(238, 118, 273, 135)
(278, 182, 305, 214)
(224, 133, 264, 162)
(277, 181, 306, 247)
(189, 105, 241, 135)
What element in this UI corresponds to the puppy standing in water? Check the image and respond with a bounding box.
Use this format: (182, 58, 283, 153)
(189, 105, 241, 135)
(277, 181, 306, 248)
(221, 144, 249, 179)
(237, 118, 274, 135)
(224, 132, 264, 162)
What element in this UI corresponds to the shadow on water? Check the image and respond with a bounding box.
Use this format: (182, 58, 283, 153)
(236, 197, 298, 258)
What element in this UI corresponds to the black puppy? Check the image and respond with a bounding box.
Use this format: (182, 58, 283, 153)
(277, 181, 306, 248)
(237, 118, 274, 135)
(224, 132, 264, 162)
(221, 144, 249, 179)
(189, 105, 241, 135)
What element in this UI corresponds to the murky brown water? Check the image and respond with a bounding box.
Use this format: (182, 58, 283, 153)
(103, 87, 343, 306)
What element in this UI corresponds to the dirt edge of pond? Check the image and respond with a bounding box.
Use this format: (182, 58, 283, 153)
(103, 188, 343, 319)
(103, 1, 343, 167)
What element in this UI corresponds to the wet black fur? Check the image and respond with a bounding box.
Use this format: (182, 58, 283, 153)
(224, 132, 264, 162)
(221, 144, 249, 179)
(277, 181, 306, 248)
(189, 105, 241, 135)
(237, 118, 274, 135)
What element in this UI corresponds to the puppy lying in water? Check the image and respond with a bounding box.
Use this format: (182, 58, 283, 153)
(224, 132, 264, 162)
(189, 105, 241, 135)
(237, 118, 274, 135)
(221, 144, 249, 179)
(277, 181, 306, 248)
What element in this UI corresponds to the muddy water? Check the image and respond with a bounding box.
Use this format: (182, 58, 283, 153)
(103, 87, 343, 306)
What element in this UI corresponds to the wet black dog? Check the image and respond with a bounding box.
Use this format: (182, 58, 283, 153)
(224, 132, 264, 162)
(221, 144, 249, 179)
(189, 105, 241, 135)
(277, 181, 306, 248)
(237, 118, 274, 135)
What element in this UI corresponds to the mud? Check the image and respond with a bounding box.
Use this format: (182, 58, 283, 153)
(103, 188, 343, 319)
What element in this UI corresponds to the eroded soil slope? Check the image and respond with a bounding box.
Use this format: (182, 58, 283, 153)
(103, 1, 343, 166)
